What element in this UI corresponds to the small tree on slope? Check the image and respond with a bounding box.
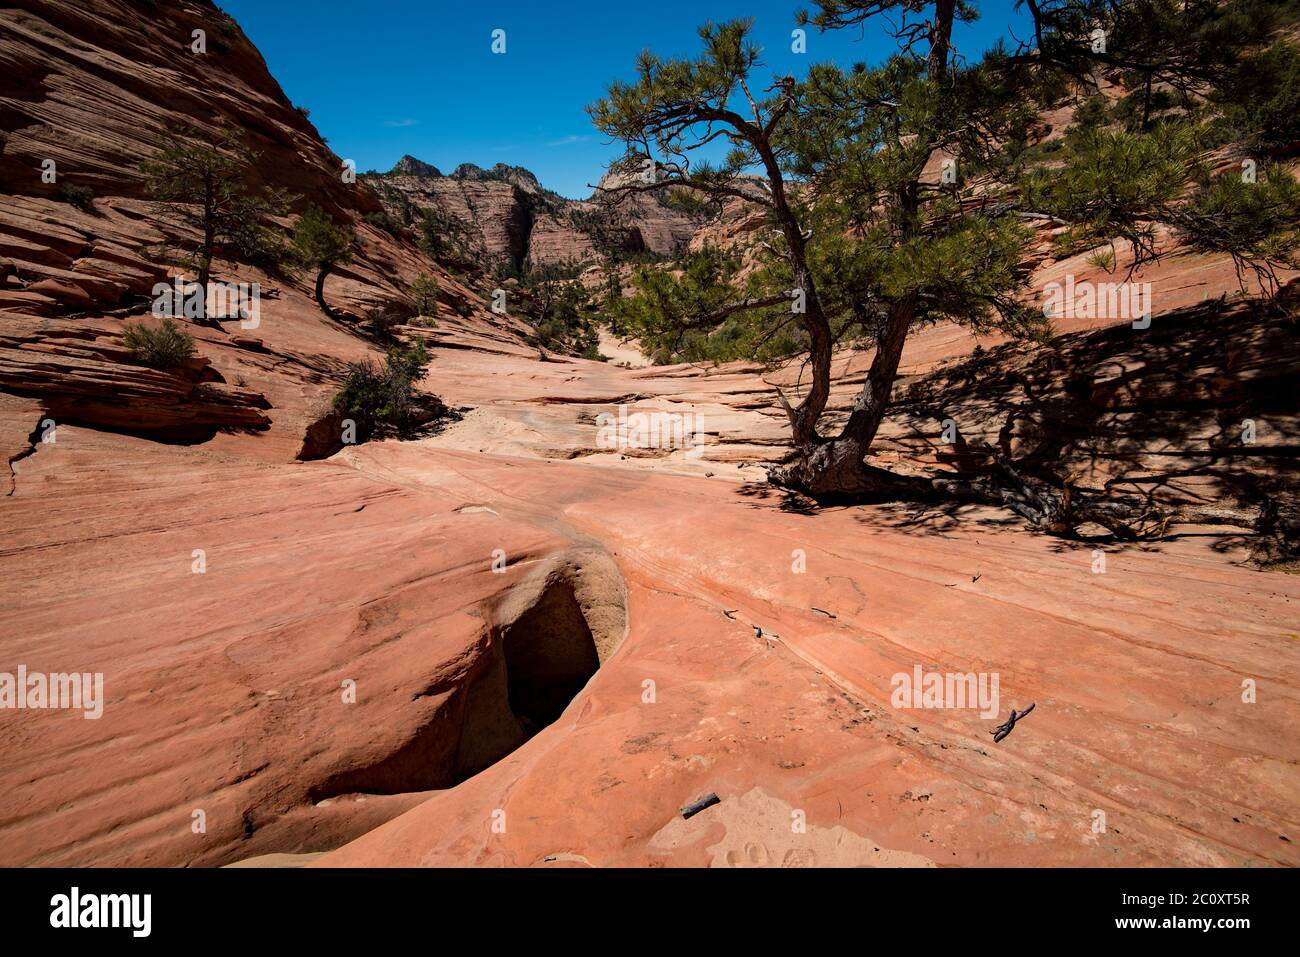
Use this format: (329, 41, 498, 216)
(292, 205, 354, 321)
(140, 124, 291, 324)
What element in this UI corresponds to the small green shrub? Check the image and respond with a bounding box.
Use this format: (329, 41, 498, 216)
(418, 215, 444, 258)
(232, 218, 294, 274)
(59, 182, 95, 211)
(1086, 247, 1116, 271)
(1214, 39, 1300, 152)
(364, 209, 401, 236)
(411, 272, 440, 315)
(123, 318, 196, 369)
(364, 306, 403, 341)
(659, 187, 712, 216)
(332, 342, 447, 441)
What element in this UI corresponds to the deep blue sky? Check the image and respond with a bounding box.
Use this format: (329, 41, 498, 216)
(221, 0, 1031, 198)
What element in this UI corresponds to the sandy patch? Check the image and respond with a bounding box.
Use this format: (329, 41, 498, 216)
(649, 787, 936, 868)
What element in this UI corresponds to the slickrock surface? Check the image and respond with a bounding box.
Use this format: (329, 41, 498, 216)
(0, 0, 519, 458)
(3, 427, 511, 866)
(4, 274, 1298, 867)
(0, 314, 272, 440)
(1, 0, 1296, 871)
(319, 443, 1299, 867)
(4, 409, 1297, 868)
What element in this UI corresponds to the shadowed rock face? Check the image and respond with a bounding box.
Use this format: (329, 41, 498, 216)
(1, 0, 1297, 873)
(455, 551, 626, 783)
(301, 549, 626, 803)
(881, 293, 1300, 559)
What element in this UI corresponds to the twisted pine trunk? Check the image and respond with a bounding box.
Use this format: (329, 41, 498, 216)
(767, 6, 955, 501)
(770, 296, 917, 499)
(314, 264, 337, 320)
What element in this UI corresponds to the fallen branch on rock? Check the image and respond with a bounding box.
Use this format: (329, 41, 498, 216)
(991, 702, 1035, 743)
(680, 793, 720, 819)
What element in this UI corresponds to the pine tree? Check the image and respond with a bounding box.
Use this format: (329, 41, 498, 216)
(291, 206, 353, 320)
(140, 124, 291, 323)
(589, 11, 1031, 498)
(590, 0, 1300, 517)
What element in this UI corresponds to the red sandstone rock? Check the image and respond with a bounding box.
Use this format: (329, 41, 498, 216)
(1, 0, 1297, 875)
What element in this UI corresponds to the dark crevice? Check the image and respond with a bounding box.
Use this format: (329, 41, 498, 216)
(502, 580, 601, 732)
(6, 415, 46, 495)
(451, 578, 600, 782)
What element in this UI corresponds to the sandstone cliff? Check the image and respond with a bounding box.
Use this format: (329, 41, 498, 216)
(0, 0, 529, 449)
(366, 157, 706, 275)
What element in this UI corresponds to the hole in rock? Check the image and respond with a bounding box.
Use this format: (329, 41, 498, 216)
(451, 576, 606, 783)
(501, 579, 601, 733)
(305, 548, 626, 806)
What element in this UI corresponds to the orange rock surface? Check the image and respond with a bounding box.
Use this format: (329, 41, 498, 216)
(1, 0, 1296, 871)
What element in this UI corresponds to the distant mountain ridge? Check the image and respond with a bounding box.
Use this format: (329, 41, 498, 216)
(366, 155, 706, 275)
(389, 155, 443, 178)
